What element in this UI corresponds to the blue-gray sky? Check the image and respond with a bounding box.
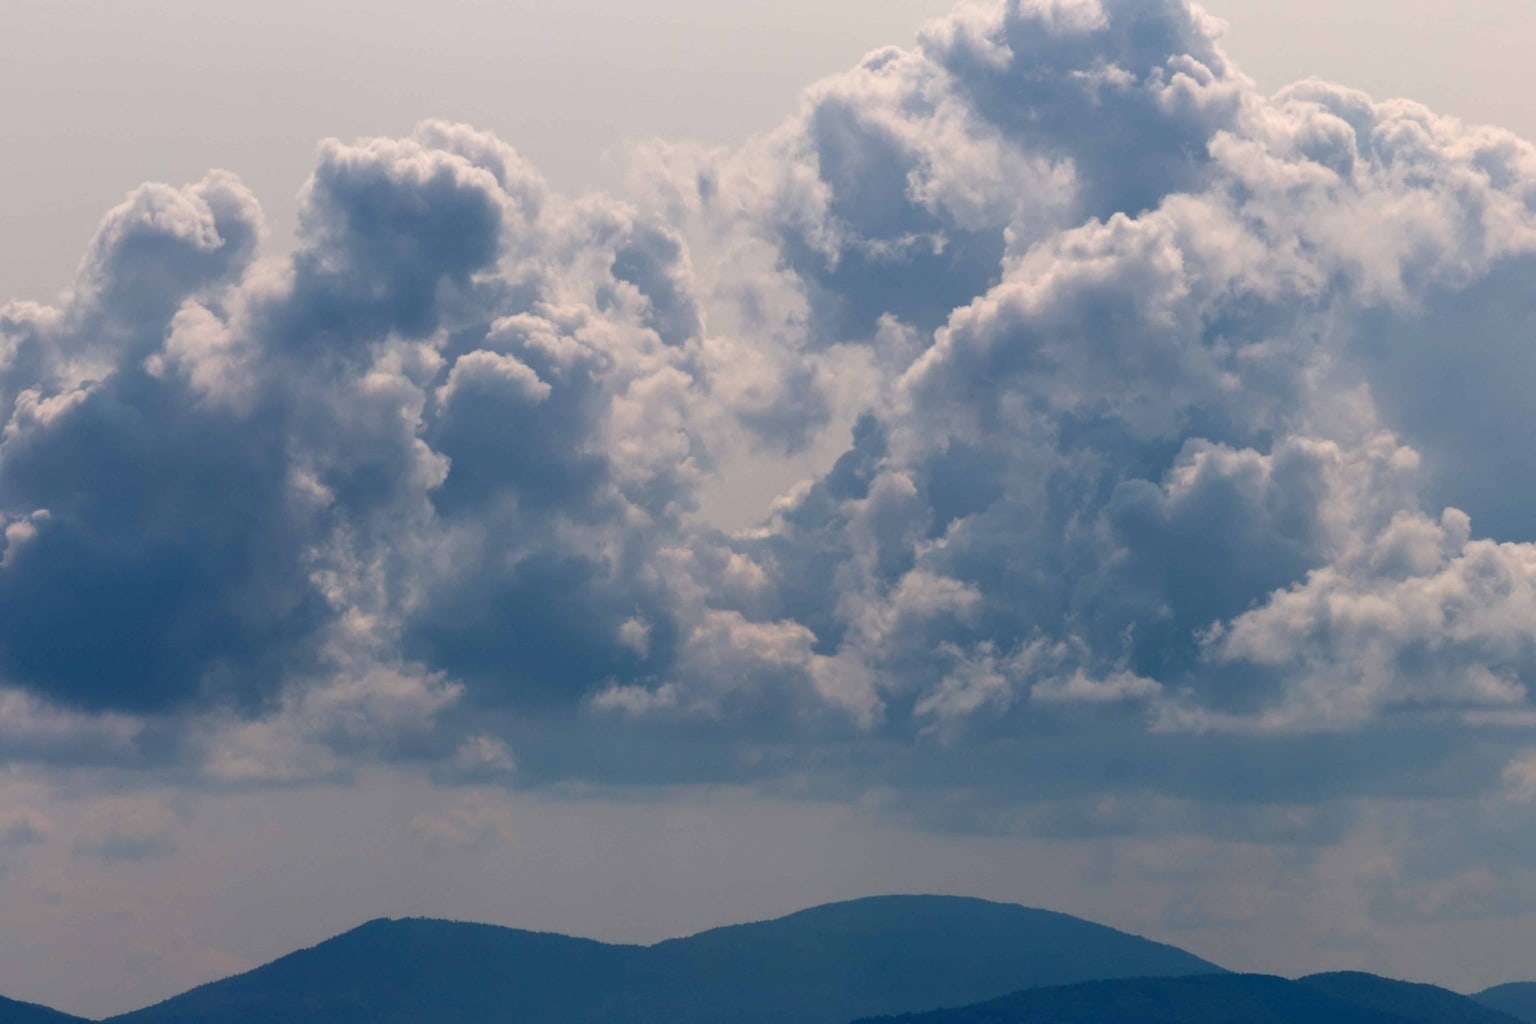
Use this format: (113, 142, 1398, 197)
(6, 0, 1536, 1017)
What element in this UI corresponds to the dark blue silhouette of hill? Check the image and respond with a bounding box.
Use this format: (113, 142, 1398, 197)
(0, 993, 92, 1024)
(1478, 982, 1536, 1023)
(853, 970, 1523, 1024)
(101, 895, 1223, 1024)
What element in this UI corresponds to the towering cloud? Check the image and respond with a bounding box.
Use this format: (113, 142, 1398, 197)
(3, 0, 1536, 835)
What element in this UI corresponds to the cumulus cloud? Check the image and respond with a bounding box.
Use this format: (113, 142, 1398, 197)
(4, 0, 1536, 853)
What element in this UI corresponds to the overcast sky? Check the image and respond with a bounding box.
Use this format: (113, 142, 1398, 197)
(6, 1, 1536, 1018)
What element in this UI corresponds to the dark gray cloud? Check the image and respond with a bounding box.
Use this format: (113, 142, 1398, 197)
(1, 0, 1536, 864)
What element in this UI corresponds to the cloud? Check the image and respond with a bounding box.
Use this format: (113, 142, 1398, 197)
(1504, 750, 1536, 802)
(2, 0, 1536, 866)
(71, 798, 182, 863)
(0, 687, 142, 764)
(410, 793, 515, 851)
(1187, 509, 1536, 732)
(0, 806, 51, 848)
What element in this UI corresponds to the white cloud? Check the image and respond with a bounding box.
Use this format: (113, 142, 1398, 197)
(0, 0, 1534, 851)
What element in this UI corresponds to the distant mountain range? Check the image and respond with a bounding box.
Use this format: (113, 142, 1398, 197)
(1, 895, 1532, 1023)
(856, 971, 1525, 1024)
(100, 895, 1217, 1024)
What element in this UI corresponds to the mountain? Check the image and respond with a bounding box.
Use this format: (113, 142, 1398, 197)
(1301, 973, 1528, 1024)
(629, 896, 1224, 1024)
(0, 994, 91, 1024)
(853, 972, 1524, 1024)
(107, 919, 634, 1024)
(1477, 983, 1536, 1023)
(106, 895, 1223, 1024)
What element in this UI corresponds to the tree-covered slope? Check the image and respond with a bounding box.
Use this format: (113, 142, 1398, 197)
(0, 993, 92, 1024)
(1477, 983, 1536, 1023)
(1299, 972, 1516, 1024)
(853, 972, 1524, 1024)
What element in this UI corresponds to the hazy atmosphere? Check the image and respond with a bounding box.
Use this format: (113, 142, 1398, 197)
(6, 0, 1536, 1017)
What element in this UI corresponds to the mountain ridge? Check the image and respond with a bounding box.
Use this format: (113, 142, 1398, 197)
(95, 894, 1223, 1024)
(1476, 982, 1536, 1023)
(9, 895, 1533, 1024)
(852, 971, 1526, 1024)
(0, 993, 93, 1024)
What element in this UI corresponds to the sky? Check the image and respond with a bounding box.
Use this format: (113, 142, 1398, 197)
(5, 0, 1536, 1017)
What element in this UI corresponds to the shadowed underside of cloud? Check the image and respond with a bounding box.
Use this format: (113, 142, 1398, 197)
(4, 0, 1536, 838)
